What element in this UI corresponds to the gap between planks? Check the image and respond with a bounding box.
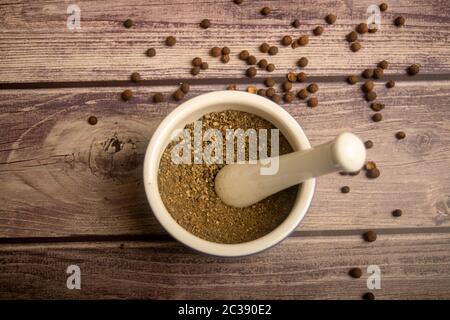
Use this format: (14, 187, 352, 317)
(1, 73, 450, 90)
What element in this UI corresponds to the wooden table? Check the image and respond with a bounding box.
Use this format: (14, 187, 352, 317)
(1, 0, 449, 299)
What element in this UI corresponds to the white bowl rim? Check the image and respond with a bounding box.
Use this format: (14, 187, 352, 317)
(143, 90, 316, 257)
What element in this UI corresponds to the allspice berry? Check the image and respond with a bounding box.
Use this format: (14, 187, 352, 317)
(130, 72, 141, 83)
(266, 63, 275, 72)
(200, 62, 209, 70)
(394, 16, 406, 27)
(264, 78, 275, 87)
(281, 35, 293, 46)
(258, 59, 268, 69)
(370, 103, 385, 111)
(247, 55, 257, 65)
(349, 267, 362, 278)
(233, 0, 243, 4)
(272, 94, 281, 103)
(386, 80, 395, 88)
(268, 46, 278, 55)
(200, 19, 211, 29)
(313, 26, 324, 36)
(257, 89, 266, 97)
(283, 92, 294, 103)
(146, 48, 156, 57)
(239, 50, 250, 60)
(297, 57, 309, 68)
(165, 36, 176, 46)
(180, 83, 190, 94)
(222, 47, 231, 55)
(191, 66, 200, 76)
(260, 42, 270, 53)
(367, 167, 380, 179)
(247, 86, 257, 94)
(307, 97, 318, 107)
(153, 92, 165, 103)
(350, 42, 361, 52)
(392, 209, 403, 217)
(210, 46, 221, 57)
(221, 54, 230, 64)
(123, 19, 133, 28)
(292, 19, 301, 28)
(287, 72, 297, 82)
(192, 57, 203, 67)
(347, 75, 358, 85)
(373, 67, 384, 79)
(325, 14, 336, 24)
(246, 67, 257, 78)
(266, 87, 276, 97)
(307, 83, 319, 93)
(297, 72, 307, 82)
(282, 80, 292, 92)
(173, 89, 185, 101)
(341, 186, 350, 194)
(363, 292, 375, 300)
(363, 230, 377, 242)
(371, 112, 382, 121)
(356, 23, 368, 34)
(379, 3, 388, 12)
(261, 7, 271, 16)
(121, 89, 133, 101)
(364, 140, 373, 149)
(396, 131, 406, 140)
(378, 60, 389, 70)
(298, 35, 309, 46)
(362, 80, 374, 93)
(362, 69, 374, 78)
(407, 64, 420, 76)
(365, 91, 377, 102)
(346, 31, 358, 43)
(297, 89, 309, 100)
(88, 116, 98, 125)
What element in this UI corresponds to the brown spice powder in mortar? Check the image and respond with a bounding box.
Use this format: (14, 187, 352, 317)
(158, 110, 299, 244)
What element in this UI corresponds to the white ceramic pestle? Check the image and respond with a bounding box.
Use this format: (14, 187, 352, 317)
(215, 132, 366, 208)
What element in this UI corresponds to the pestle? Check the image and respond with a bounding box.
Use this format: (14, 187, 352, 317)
(215, 132, 366, 208)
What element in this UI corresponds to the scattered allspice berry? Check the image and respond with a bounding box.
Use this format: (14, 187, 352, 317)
(130, 72, 141, 83)
(297, 72, 308, 82)
(378, 60, 389, 70)
(307, 83, 319, 93)
(121, 89, 133, 101)
(341, 186, 350, 194)
(407, 64, 420, 76)
(165, 36, 176, 46)
(88, 116, 97, 125)
(283, 92, 294, 103)
(239, 50, 250, 60)
(365, 161, 377, 171)
(192, 57, 203, 67)
(362, 69, 374, 78)
(370, 102, 385, 111)
(264, 78, 275, 87)
(221, 54, 230, 63)
(266, 63, 276, 72)
(291, 41, 299, 49)
(325, 14, 337, 24)
(266, 87, 276, 97)
(362, 80, 374, 93)
(313, 26, 324, 36)
(297, 89, 309, 100)
(287, 72, 297, 82)
(257, 89, 266, 97)
(297, 57, 309, 68)
(210, 46, 221, 57)
(123, 19, 133, 28)
(258, 59, 268, 69)
(373, 67, 384, 79)
(282, 80, 293, 92)
(261, 7, 271, 16)
(365, 91, 377, 102)
(260, 42, 270, 53)
(298, 35, 309, 46)
(153, 92, 165, 103)
(272, 94, 281, 103)
(281, 35, 293, 46)
(292, 19, 301, 28)
(386, 80, 395, 88)
(364, 140, 373, 149)
(268, 46, 279, 55)
(246, 67, 257, 77)
(363, 292, 375, 300)
(247, 86, 257, 94)
(173, 89, 185, 101)
(222, 47, 231, 55)
(349, 267, 362, 278)
(233, 0, 243, 4)
(371, 112, 382, 121)
(392, 209, 403, 217)
(394, 16, 406, 27)
(191, 66, 200, 76)
(366, 167, 380, 179)
(180, 83, 190, 94)
(379, 3, 388, 12)
(396, 131, 406, 140)
(349, 170, 360, 176)
(346, 31, 358, 43)
(350, 42, 362, 52)
(368, 24, 378, 33)
(146, 48, 156, 57)
(307, 97, 318, 107)
(227, 84, 237, 90)
(356, 23, 369, 34)
(363, 230, 377, 242)
(200, 62, 209, 70)
(347, 75, 359, 84)
(247, 55, 257, 65)
(200, 19, 211, 29)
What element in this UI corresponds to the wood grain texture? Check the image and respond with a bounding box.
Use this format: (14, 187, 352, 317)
(1, 0, 450, 83)
(0, 233, 449, 299)
(1, 80, 449, 237)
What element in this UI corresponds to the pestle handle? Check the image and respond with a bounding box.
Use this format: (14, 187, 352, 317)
(215, 132, 366, 208)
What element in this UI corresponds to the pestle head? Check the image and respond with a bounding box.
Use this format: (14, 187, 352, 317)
(331, 132, 366, 172)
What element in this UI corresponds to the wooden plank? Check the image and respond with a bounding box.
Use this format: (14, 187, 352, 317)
(1, 0, 450, 83)
(0, 233, 449, 299)
(0, 80, 449, 237)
